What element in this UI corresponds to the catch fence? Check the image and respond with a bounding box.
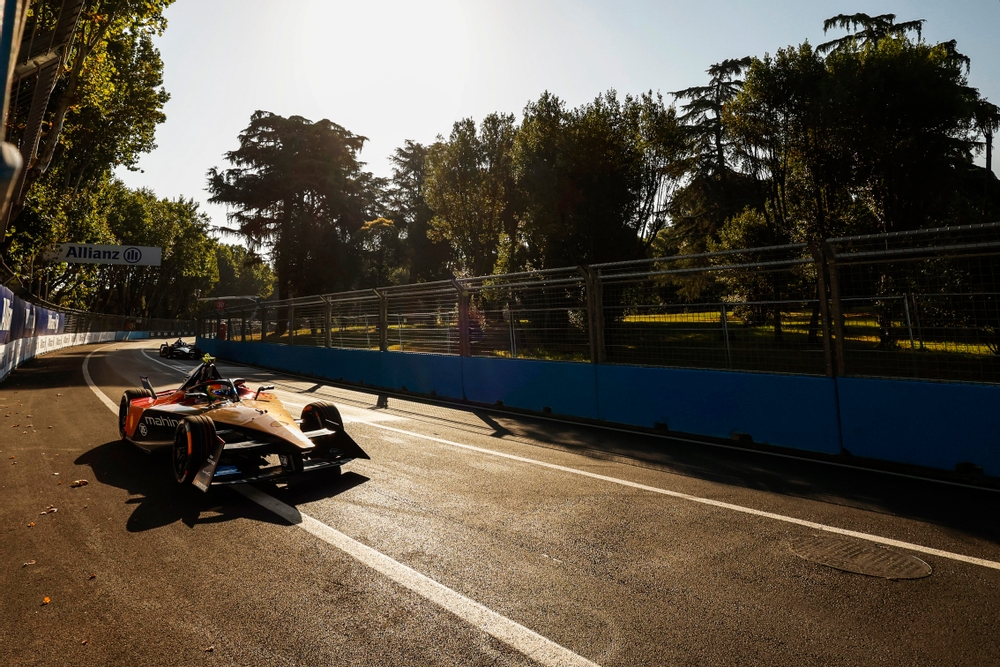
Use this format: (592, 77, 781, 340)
(199, 222, 1000, 385)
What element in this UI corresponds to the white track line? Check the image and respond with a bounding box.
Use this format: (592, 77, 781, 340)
(237, 486, 599, 667)
(133, 346, 1000, 572)
(88, 343, 600, 667)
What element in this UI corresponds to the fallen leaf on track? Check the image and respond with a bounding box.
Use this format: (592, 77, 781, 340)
(81, 639, 89, 645)
(41, 597, 50, 605)
(204, 646, 214, 652)
(22, 560, 36, 567)
(70, 480, 89, 488)
(27, 522, 34, 527)
(88, 573, 96, 580)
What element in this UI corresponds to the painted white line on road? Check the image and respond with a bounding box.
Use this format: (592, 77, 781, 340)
(128, 347, 1000, 572)
(236, 485, 600, 667)
(86, 346, 601, 667)
(83, 344, 124, 414)
(357, 422, 1000, 572)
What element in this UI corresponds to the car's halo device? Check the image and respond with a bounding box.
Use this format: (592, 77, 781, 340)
(119, 358, 368, 491)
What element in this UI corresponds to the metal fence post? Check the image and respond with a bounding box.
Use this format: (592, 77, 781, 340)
(822, 241, 847, 377)
(580, 266, 606, 364)
(720, 304, 732, 368)
(375, 289, 388, 352)
(452, 279, 470, 357)
(809, 242, 835, 377)
(288, 303, 295, 343)
(323, 297, 332, 348)
(241, 311, 247, 342)
(902, 294, 916, 350)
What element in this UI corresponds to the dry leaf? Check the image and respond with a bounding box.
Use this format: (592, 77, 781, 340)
(204, 646, 214, 653)
(22, 560, 36, 567)
(70, 480, 89, 488)
(88, 573, 96, 580)
(52, 472, 59, 476)
(41, 597, 50, 605)
(27, 522, 34, 527)
(81, 639, 89, 645)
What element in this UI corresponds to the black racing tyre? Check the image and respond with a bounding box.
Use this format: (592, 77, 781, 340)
(119, 389, 155, 439)
(173, 416, 214, 485)
(159, 345, 168, 357)
(300, 401, 344, 432)
(301, 402, 344, 459)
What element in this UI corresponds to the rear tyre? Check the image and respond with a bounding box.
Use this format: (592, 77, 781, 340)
(119, 389, 155, 439)
(173, 416, 214, 484)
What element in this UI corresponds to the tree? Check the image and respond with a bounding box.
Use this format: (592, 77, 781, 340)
(91, 182, 218, 318)
(668, 57, 762, 252)
(214, 244, 274, 300)
(424, 113, 518, 276)
(4, 0, 173, 252)
(207, 111, 374, 301)
(515, 90, 686, 269)
(386, 140, 451, 281)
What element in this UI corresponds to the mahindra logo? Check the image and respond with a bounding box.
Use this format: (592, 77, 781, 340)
(144, 415, 179, 428)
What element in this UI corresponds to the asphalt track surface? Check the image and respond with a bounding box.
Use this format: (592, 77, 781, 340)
(3, 341, 1000, 666)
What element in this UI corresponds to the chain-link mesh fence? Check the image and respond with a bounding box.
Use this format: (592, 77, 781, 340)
(200, 222, 1000, 385)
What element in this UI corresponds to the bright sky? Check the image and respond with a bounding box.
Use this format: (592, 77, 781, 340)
(114, 0, 1000, 230)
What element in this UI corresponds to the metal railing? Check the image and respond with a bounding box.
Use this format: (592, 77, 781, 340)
(199, 222, 1000, 385)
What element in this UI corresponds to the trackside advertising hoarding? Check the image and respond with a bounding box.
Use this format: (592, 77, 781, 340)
(44, 243, 162, 266)
(0, 285, 65, 345)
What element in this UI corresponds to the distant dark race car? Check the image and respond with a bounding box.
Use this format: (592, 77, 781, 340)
(159, 338, 201, 359)
(119, 355, 368, 491)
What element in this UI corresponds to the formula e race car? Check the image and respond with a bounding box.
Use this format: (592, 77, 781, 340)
(118, 355, 368, 491)
(159, 338, 202, 359)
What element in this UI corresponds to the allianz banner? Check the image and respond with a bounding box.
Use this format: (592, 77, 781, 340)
(0, 285, 66, 345)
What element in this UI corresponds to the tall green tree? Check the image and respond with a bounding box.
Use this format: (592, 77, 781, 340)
(424, 113, 518, 276)
(207, 111, 374, 300)
(386, 140, 451, 281)
(667, 58, 762, 252)
(4, 0, 173, 252)
(214, 244, 274, 301)
(515, 90, 686, 269)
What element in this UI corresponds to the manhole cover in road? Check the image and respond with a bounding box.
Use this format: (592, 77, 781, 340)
(789, 535, 932, 580)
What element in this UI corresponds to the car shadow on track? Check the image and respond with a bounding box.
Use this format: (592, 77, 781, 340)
(75, 440, 366, 532)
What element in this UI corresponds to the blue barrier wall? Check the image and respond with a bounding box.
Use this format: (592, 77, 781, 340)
(197, 338, 999, 476)
(838, 377, 1000, 476)
(596, 365, 842, 454)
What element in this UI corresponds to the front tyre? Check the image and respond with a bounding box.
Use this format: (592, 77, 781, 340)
(173, 416, 214, 484)
(300, 401, 343, 432)
(119, 389, 155, 439)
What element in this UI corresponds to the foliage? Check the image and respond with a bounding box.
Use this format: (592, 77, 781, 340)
(386, 140, 451, 281)
(424, 113, 518, 277)
(515, 90, 687, 270)
(4, 0, 173, 251)
(207, 111, 375, 300)
(214, 244, 274, 301)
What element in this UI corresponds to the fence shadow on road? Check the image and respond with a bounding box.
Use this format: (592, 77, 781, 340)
(74, 440, 365, 532)
(461, 410, 1000, 547)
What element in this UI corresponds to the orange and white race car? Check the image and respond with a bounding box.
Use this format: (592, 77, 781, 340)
(118, 356, 367, 491)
